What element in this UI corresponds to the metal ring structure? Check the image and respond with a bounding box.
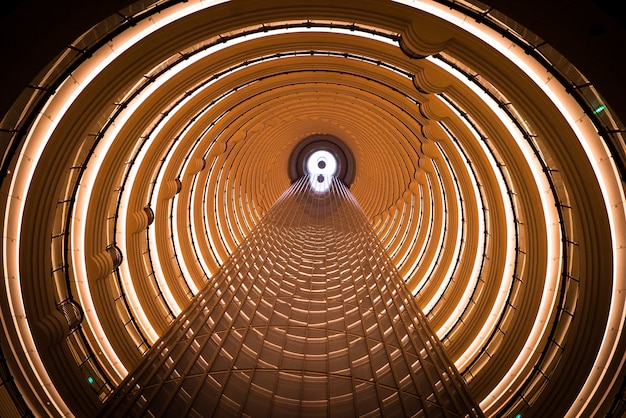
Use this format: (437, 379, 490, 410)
(0, 1, 625, 417)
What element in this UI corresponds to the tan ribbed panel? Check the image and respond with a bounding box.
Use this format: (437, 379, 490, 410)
(100, 176, 482, 417)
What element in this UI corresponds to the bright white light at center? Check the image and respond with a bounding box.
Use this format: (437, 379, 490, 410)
(306, 150, 337, 192)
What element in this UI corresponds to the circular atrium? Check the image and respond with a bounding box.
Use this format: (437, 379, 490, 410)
(0, 1, 625, 417)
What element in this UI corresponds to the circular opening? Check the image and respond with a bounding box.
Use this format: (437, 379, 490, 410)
(306, 150, 337, 192)
(306, 150, 337, 177)
(288, 134, 356, 188)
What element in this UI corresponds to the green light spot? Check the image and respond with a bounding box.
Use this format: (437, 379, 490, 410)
(593, 105, 606, 114)
(514, 414, 522, 418)
(87, 376, 94, 384)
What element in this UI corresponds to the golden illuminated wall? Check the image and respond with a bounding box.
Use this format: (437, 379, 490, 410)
(0, 1, 625, 417)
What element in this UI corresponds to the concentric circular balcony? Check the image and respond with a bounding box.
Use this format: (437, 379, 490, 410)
(0, 1, 624, 417)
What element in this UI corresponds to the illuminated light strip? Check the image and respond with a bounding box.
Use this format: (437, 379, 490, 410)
(198, 131, 227, 274)
(420, 142, 466, 316)
(540, 84, 626, 417)
(222, 176, 243, 249)
(112, 66, 232, 347)
(116, 83, 218, 344)
(95, 1, 623, 414)
(146, 106, 210, 318)
(73, 64, 183, 377)
(229, 181, 246, 242)
(400, 183, 425, 279)
(212, 161, 233, 260)
(383, 203, 409, 254)
(103, 21, 405, 348)
(0, 10, 170, 408)
(2, 105, 80, 416)
(5, 0, 624, 414)
(74, 43, 229, 368)
(412, 162, 448, 296)
(0, 3, 404, 412)
(408, 176, 435, 293)
(124, 11, 404, 348)
(237, 177, 256, 233)
(435, 92, 517, 366)
(555, 69, 626, 418)
(179, 117, 229, 279)
(438, 125, 486, 338)
(390, 192, 416, 264)
(382, 5, 565, 411)
(1, 43, 127, 418)
(160, 119, 241, 298)
(136, 27, 397, 268)
(392, 1, 626, 414)
(2, 205, 70, 415)
(427, 54, 561, 411)
(189, 172, 220, 278)
(171, 192, 201, 296)
(116, 145, 161, 345)
(0, 32, 136, 416)
(204, 161, 227, 268)
(141, 99, 229, 312)
(427, 132, 486, 338)
(131, 29, 406, 299)
(529, 31, 625, 418)
(173, 152, 225, 293)
(410, 173, 438, 295)
(2, 0, 230, 392)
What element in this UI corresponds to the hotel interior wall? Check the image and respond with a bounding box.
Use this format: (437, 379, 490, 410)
(0, 0, 624, 418)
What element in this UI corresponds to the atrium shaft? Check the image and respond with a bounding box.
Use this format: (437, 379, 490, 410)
(100, 176, 482, 417)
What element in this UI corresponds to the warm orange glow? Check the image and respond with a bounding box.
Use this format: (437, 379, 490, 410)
(1, 0, 624, 416)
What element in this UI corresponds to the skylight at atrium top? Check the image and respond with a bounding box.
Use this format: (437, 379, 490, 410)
(306, 149, 337, 192)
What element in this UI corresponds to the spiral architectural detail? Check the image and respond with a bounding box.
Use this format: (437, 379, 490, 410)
(0, 1, 625, 417)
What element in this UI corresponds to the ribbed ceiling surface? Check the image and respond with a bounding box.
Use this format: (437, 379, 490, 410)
(1, 1, 625, 417)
